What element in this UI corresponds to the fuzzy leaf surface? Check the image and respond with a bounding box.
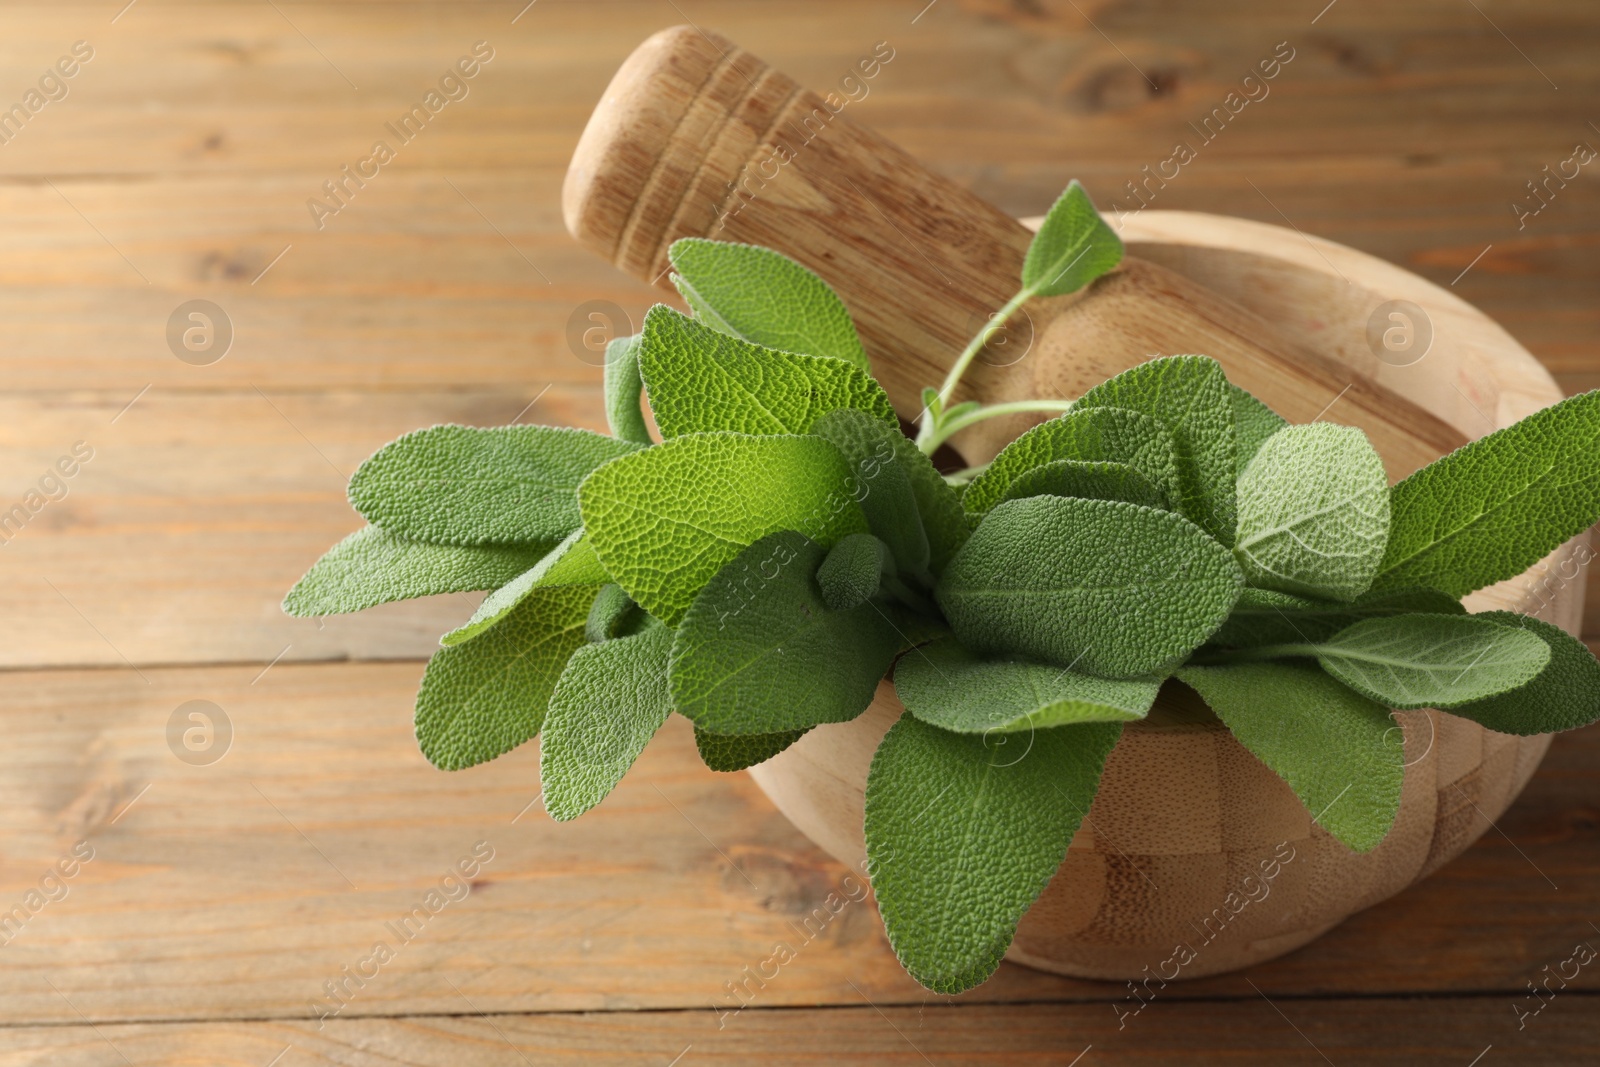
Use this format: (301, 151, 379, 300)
(962, 407, 1181, 519)
(999, 459, 1166, 510)
(638, 306, 893, 439)
(1021, 180, 1125, 297)
(864, 714, 1121, 992)
(670, 532, 899, 734)
(579, 432, 868, 626)
(349, 424, 640, 546)
(414, 585, 594, 770)
(541, 626, 673, 821)
(1179, 663, 1401, 852)
(1449, 611, 1600, 735)
(1077, 356, 1238, 544)
(938, 496, 1243, 677)
(440, 529, 608, 646)
(284, 526, 551, 617)
(1230, 384, 1287, 474)
(603, 334, 653, 445)
(668, 238, 869, 370)
(694, 726, 812, 771)
(1311, 614, 1551, 709)
(1234, 423, 1390, 601)
(817, 533, 890, 611)
(1209, 586, 1463, 648)
(812, 408, 932, 576)
(895, 639, 1159, 733)
(1373, 389, 1600, 597)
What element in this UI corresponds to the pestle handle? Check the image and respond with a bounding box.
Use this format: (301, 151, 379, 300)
(564, 26, 1467, 474)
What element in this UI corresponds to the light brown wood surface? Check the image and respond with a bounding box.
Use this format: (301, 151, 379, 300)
(2, 1, 1598, 1062)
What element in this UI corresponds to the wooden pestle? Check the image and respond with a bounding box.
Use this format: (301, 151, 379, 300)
(563, 26, 1467, 476)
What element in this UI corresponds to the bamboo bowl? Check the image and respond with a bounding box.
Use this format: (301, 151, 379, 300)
(747, 210, 1590, 981)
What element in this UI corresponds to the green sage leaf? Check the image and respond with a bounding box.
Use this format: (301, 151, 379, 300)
(1021, 180, 1124, 298)
(817, 533, 891, 611)
(864, 713, 1121, 992)
(603, 334, 653, 445)
(541, 626, 673, 821)
(1077, 356, 1237, 544)
(1234, 423, 1390, 602)
(894, 639, 1159, 733)
(1311, 613, 1551, 709)
(999, 459, 1166, 510)
(669, 531, 900, 735)
(349, 424, 640, 546)
(694, 725, 813, 772)
(962, 406, 1182, 520)
(440, 529, 608, 646)
(1178, 662, 1401, 852)
(1230, 384, 1287, 475)
(1373, 388, 1600, 598)
(414, 585, 595, 770)
(1449, 611, 1600, 735)
(938, 496, 1243, 677)
(1209, 586, 1463, 649)
(668, 238, 869, 370)
(284, 526, 552, 617)
(637, 306, 893, 439)
(812, 408, 933, 577)
(579, 432, 868, 626)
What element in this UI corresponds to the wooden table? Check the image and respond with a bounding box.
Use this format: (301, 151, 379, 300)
(1, 1, 1596, 1062)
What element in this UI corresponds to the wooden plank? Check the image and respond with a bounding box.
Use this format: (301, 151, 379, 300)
(0, 661, 1595, 1025)
(2, 997, 1597, 1065)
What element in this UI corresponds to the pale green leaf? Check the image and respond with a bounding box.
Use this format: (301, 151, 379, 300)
(579, 432, 868, 626)
(349, 424, 640, 546)
(284, 525, 551, 617)
(962, 407, 1182, 519)
(669, 531, 900, 735)
(668, 238, 869, 370)
(894, 639, 1159, 732)
(999, 459, 1166, 510)
(812, 408, 932, 577)
(414, 585, 595, 770)
(1310, 613, 1551, 709)
(695, 726, 812, 771)
(541, 626, 673, 821)
(1021, 180, 1124, 298)
(938, 496, 1243, 677)
(1076, 356, 1237, 544)
(1230, 384, 1287, 475)
(1450, 611, 1600, 735)
(604, 334, 653, 445)
(1374, 389, 1600, 597)
(1209, 586, 1463, 648)
(1235, 423, 1390, 601)
(637, 306, 893, 439)
(864, 713, 1121, 992)
(440, 529, 608, 646)
(1178, 663, 1401, 852)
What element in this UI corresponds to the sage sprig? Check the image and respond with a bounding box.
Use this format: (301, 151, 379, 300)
(287, 178, 1600, 997)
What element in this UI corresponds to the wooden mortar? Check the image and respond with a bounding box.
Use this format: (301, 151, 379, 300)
(564, 28, 1588, 980)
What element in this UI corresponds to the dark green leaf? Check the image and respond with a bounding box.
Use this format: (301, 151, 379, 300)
(864, 713, 1121, 992)
(999, 459, 1166, 510)
(695, 725, 813, 771)
(938, 496, 1243, 677)
(669, 531, 900, 734)
(1021, 180, 1124, 297)
(1374, 389, 1600, 597)
(604, 334, 653, 445)
(1449, 611, 1600, 735)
